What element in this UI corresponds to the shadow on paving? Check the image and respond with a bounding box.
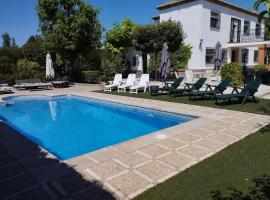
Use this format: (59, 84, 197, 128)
(0, 121, 116, 200)
(211, 174, 270, 200)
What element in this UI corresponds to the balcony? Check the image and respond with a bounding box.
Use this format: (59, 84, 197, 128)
(229, 28, 270, 43)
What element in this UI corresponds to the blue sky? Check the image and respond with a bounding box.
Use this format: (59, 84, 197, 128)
(0, 0, 256, 46)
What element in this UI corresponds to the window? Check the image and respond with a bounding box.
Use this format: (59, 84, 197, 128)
(222, 49, 227, 63)
(243, 21, 250, 35)
(206, 48, 227, 66)
(210, 11, 221, 29)
(254, 50, 259, 63)
(256, 24, 261, 37)
(206, 48, 215, 65)
(132, 57, 137, 66)
(242, 49, 249, 63)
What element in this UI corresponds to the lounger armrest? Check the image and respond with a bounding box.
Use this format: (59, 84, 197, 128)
(119, 80, 126, 86)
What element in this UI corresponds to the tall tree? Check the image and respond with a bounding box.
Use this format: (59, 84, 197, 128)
(22, 35, 45, 66)
(37, 0, 102, 80)
(1, 33, 11, 48)
(105, 18, 137, 54)
(134, 20, 185, 78)
(254, 0, 270, 40)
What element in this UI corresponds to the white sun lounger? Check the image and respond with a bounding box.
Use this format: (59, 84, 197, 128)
(104, 74, 122, 92)
(130, 74, 149, 94)
(0, 85, 12, 93)
(118, 74, 136, 92)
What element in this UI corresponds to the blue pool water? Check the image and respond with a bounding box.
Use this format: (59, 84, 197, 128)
(0, 95, 195, 160)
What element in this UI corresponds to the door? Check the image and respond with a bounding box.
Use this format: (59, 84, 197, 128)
(231, 49, 239, 62)
(230, 18, 241, 43)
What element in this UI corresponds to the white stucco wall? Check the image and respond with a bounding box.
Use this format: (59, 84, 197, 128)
(159, 1, 204, 69)
(158, 0, 263, 69)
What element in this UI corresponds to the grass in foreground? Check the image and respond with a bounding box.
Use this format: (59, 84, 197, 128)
(133, 125, 270, 200)
(97, 91, 270, 115)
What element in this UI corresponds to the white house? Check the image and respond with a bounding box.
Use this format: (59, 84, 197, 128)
(129, 0, 270, 73)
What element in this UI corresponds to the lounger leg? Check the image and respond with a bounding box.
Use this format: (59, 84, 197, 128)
(241, 96, 247, 105)
(252, 95, 258, 103)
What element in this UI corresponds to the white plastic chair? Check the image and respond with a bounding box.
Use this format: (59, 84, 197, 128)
(118, 74, 136, 92)
(104, 74, 122, 92)
(130, 74, 149, 94)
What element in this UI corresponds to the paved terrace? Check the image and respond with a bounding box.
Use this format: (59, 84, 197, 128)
(1, 84, 270, 200)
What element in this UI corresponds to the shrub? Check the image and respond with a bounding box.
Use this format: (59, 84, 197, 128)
(100, 50, 130, 82)
(254, 64, 267, 72)
(16, 58, 43, 80)
(221, 62, 243, 86)
(82, 71, 100, 83)
(170, 44, 192, 70)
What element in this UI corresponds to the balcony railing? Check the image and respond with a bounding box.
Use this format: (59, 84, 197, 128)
(229, 28, 270, 43)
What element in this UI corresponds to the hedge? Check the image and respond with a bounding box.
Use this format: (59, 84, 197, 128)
(254, 64, 267, 73)
(82, 71, 100, 83)
(221, 62, 243, 86)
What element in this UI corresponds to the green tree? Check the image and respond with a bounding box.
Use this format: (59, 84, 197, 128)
(37, 0, 102, 80)
(254, 0, 270, 64)
(105, 18, 137, 54)
(1, 33, 11, 48)
(22, 35, 45, 66)
(134, 20, 185, 79)
(100, 50, 130, 81)
(16, 58, 41, 79)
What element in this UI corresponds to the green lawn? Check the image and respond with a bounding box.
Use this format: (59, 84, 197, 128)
(133, 125, 270, 200)
(97, 91, 270, 115)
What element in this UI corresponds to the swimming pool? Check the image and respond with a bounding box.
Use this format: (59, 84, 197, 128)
(0, 95, 195, 160)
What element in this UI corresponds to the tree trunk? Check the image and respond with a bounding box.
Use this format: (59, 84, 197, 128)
(154, 52, 158, 80)
(142, 53, 148, 74)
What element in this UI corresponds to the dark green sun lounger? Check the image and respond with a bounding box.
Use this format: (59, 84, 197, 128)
(170, 77, 207, 97)
(189, 79, 230, 100)
(150, 77, 184, 95)
(215, 79, 261, 105)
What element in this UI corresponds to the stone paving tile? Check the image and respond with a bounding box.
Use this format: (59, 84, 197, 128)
(158, 152, 195, 170)
(0, 162, 26, 180)
(0, 144, 9, 156)
(177, 145, 212, 160)
(87, 147, 124, 163)
(221, 117, 244, 124)
(138, 144, 170, 159)
(189, 128, 215, 137)
(193, 138, 226, 152)
(136, 161, 176, 183)
(52, 171, 98, 195)
(0, 174, 37, 199)
(107, 171, 152, 199)
(71, 184, 117, 200)
(85, 160, 128, 181)
(7, 186, 51, 200)
(221, 128, 250, 138)
(0, 153, 17, 166)
(230, 124, 259, 132)
(200, 123, 226, 132)
(113, 140, 145, 153)
(207, 133, 238, 145)
(157, 138, 187, 150)
(134, 134, 164, 146)
(116, 152, 150, 168)
(65, 156, 96, 170)
(173, 132, 202, 143)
